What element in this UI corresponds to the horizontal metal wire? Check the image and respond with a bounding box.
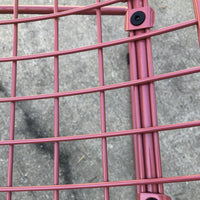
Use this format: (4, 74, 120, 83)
(0, 65, 199, 102)
(0, 0, 200, 197)
(0, 19, 196, 62)
(0, 174, 199, 192)
(0, 120, 199, 145)
(0, 5, 127, 15)
(0, 0, 121, 25)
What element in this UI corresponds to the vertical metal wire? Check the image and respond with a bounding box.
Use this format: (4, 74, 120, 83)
(193, 0, 200, 46)
(54, 0, 59, 200)
(143, 0, 164, 194)
(146, 39, 164, 194)
(127, 0, 146, 194)
(0, 0, 199, 198)
(7, 1, 18, 200)
(132, 0, 157, 193)
(96, 1, 109, 199)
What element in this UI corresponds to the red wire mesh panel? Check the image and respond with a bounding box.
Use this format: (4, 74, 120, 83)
(0, 0, 199, 200)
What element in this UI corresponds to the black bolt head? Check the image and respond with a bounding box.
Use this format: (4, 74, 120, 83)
(130, 11, 146, 26)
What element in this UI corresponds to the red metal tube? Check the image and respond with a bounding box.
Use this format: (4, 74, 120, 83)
(0, 120, 199, 146)
(193, 0, 200, 46)
(96, 1, 110, 199)
(143, 0, 164, 194)
(7, 1, 18, 200)
(0, 0, 121, 25)
(0, 5, 127, 15)
(128, 0, 146, 193)
(133, 0, 157, 193)
(146, 35, 164, 194)
(53, 0, 59, 200)
(0, 174, 200, 192)
(0, 19, 196, 63)
(1, 65, 200, 103)
(0, 1, 199, 199)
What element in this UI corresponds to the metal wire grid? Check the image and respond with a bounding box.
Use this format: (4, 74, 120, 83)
(0, 0, 199, 200)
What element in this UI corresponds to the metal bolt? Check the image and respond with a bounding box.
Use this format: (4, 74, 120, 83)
(130, 11, 145, 26)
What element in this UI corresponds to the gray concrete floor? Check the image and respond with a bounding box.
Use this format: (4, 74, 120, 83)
(0, 0, 200, 199)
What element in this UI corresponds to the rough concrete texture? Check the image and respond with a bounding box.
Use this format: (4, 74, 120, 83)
(0, 0, 199, 200)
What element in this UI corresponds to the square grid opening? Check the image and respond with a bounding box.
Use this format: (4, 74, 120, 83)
(0, 0, 199, 200)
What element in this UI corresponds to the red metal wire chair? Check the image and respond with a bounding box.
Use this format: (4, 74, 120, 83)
(0, 0, 200, 200)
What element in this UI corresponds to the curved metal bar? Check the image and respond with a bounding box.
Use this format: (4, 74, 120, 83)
(0, 0, 121, 25)
(0, 19, 196, 63)
(0, 174, 199, 192)
(0, 65, 200, 102)
(0, 120, 199, 145)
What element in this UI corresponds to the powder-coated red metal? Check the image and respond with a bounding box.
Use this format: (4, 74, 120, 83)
(125, 6, 155, 31)
(0, 19, 197, 62)
(53, 1, 59, 200)
(0, 174, 199, 192)
(0, 5, 127, 15)
(7, 1, 18, 200)
(0, 0, 200, 200)
(96, 1, 110, 199)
